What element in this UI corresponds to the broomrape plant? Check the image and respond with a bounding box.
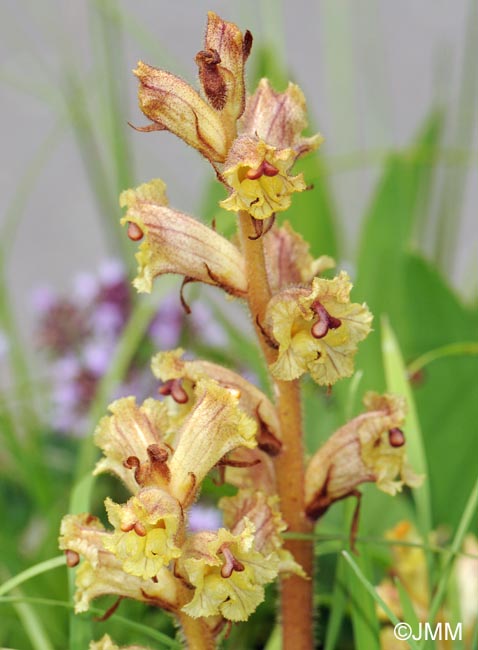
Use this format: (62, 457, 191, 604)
(59, 12, 422, 649)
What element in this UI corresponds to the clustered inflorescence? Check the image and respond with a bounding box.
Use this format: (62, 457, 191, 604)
(59, 13, 421, 650)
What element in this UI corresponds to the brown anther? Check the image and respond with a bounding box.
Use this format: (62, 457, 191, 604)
(311, 301, 342, 339)
(120, 522, 136, 533)
(127, 222, 144, 241)
(388, 428, 405, 448)
(158, 378, 189, 404)
(196, 48, 227, 110)
(219, 545, 245, 578)
(262, 160, 279, 177)
(65, 549, 80, 568)
(124, 455, 140, 470)
(134, 521, 147, 537)
(246, 159, 279, 180)
(147, 444, 169, 464)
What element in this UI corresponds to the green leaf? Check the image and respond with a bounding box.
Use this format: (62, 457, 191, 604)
(342, 551, 421, 650)
(381, 317, 432, 535)
(342, 550, 385, 650)
(355, 110, 445, 392)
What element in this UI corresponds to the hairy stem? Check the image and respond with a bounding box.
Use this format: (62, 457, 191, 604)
(238, 211, 314, 650)
(177, 611, 216, 650)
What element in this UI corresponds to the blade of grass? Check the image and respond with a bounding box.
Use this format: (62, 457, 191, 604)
(89, 0, 135, 195)
(0, 597, 181, 649)
(342, 551, 420, 650)
(424, 476, 478, 636)
(394, 578, 420, 634)
(407, 342, 478, 377)
(11, 597, 54, 650)
(381, 317, 432, 535)
(0, 557, 66, 598)
(323, 554, 348, 650)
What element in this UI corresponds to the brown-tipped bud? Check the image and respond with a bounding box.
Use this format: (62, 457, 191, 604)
(199, 12, 252, 129)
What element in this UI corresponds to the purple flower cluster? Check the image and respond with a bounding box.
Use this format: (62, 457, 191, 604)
(32, 260, 228, 435)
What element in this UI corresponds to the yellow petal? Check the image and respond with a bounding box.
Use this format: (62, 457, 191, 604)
(151, 348, 281, 454)
(93, 396, 170, 493)
(104, 488, 182, 580)
(220, 137, 306, 220)
(180, 523, 278, 621)
(168, 378, 257, 506)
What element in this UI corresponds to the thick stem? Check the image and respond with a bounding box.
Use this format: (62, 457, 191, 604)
(177, 611, 216, 650)
(238, 212, 314, 650)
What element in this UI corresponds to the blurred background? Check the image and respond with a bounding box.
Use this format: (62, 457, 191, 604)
(1, 1, 477, 649)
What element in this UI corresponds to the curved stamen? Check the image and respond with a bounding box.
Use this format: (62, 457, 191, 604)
(246, 159, 279, 180)
(219, 545, 245, 578)
(311, 301, 342, 339)
(158, 378, 189, 403)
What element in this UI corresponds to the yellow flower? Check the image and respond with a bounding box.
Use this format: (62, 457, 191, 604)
(265, 271, 373, 385)
(120, 180, 247, 296)
(168, 378, 257, 507)
(179, 522, 279, 621)
(220, 138, 307, 220)
(304, 393, 424, 519)
(152, 348, 281, 455)
(103, 488, 182, 580)
(59, 514, 179, 613)
(220, 80, 323, 220)
(220, 490, 307, 578)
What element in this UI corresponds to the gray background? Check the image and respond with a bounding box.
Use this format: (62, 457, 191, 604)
(1, 0, 477, 352)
